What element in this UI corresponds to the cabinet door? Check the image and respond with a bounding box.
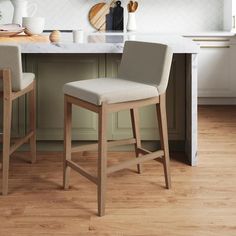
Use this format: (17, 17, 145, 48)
(26, 54, 105, 140)
(198, 41, 236, 97)
(106, 54, 186, 141)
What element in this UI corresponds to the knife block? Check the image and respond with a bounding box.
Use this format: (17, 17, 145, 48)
(112, 1, 124, 31)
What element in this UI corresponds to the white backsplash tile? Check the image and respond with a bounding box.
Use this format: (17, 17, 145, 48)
(0, 0, 224, 32)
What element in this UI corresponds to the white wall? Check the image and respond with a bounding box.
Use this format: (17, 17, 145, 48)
(0, 0, 224, 32)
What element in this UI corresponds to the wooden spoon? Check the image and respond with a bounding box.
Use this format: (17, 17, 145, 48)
(133, 1, 138, 12)
(129, 1, 134, 12)
(127, 2, 131, 12)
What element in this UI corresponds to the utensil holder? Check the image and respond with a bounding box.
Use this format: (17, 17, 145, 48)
(127, 12, 137, 31)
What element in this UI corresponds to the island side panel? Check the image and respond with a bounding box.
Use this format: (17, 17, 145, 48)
(186, 53, 198, 166)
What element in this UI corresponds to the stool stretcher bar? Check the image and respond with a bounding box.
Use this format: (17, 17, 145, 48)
(71, 138, 136, 153)
(67, 146, 164, 184)
(66, 160, 98, 184)
(10, 131, 34, 155)
(107, 150, 164, 174)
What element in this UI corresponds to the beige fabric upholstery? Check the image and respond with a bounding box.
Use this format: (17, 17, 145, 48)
(63, 41, 173, 105)
(0, 45, 34, 91)
(63, 78, 159, 105)
(21, 73, 35, 89)
(0, 73, 35, 91)
(119, 41, 173, 95)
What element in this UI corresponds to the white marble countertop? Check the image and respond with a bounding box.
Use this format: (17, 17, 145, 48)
(3, 32, 200, 54)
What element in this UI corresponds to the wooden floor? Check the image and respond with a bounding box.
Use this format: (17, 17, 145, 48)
(0, 106, 236, 236)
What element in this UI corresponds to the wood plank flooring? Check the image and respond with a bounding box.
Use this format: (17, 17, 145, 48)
(0, 106, 236, 236)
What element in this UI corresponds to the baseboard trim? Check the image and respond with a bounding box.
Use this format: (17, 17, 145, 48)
(198, 97, 236, 105)
(0, 140, 188, 165)
(1, 140, 185, 152)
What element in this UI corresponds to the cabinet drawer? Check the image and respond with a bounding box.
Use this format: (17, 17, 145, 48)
(191, 38, 236, 98)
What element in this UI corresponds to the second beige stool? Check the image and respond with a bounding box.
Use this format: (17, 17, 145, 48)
(63, 41, 173, 216)
(0, 45, 36, 195)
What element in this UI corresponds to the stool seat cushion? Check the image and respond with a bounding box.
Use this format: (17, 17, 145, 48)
(21, 73, 35, 90)
(63, 78, 159, 105)
(0, 73, 35, 91)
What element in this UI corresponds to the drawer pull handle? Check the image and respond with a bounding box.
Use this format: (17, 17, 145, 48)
(200, 46, 230, 49)
(193, 39, 230, 42)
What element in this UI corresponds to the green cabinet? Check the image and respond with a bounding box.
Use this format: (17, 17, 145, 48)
(26, 54, 105, 140)
(23, 53, 186, 142)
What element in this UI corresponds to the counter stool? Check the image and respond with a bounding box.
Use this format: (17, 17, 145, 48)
(63, 41, 173, 216)
(0, 45, 36, 195)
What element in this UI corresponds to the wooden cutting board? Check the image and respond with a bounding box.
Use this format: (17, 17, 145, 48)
(89, 0, 116, 31)
(0, 35, 49, 43)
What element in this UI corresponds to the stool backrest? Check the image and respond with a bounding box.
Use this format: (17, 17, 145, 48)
(0, 45, 22, 91)
(118, 41, 173, 95)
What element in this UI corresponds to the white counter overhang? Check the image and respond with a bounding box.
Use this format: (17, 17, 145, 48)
(8, 33, 199, 54)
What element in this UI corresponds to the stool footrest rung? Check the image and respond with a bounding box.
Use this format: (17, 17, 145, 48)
(107, 150, 164, 174)
(10, 131, 34, 155)
(66, 160, 98, 185)
(137, 147, 152, 155)
(71, 138, 136, 153)
(137, 147, 163, 164)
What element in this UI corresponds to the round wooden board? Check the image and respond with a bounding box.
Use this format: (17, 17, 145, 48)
(89, 1, 115, 31)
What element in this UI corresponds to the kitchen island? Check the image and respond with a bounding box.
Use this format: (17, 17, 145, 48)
(0, 33, 199, 166)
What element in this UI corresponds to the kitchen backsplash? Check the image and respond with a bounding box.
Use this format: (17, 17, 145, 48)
(0, 0, 224, 32)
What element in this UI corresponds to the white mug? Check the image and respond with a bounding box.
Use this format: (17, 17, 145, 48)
(73, 30, 84, 43)
(23, 17, 45, 35)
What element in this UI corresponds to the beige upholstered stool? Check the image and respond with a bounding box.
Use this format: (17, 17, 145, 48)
(0, 45, 36, 195)
(63, 41, 173, 216)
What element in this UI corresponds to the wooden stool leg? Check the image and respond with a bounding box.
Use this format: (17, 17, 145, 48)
(2, 91, 12, 195)
(156, 94, 171, 189)
(29, 81, 36, 164)
(97, 104, 108, 217)
(63, 95, 72, 190)
(130, 108, 142, 174)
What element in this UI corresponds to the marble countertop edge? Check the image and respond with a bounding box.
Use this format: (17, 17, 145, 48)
(0, 32, 201, 54)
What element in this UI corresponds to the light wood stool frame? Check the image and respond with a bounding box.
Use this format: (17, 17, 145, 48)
(0, 69, 36, 195)
(63, 93, 171, 216)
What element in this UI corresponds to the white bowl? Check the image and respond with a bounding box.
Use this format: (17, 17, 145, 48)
(22, 17, 45, 36)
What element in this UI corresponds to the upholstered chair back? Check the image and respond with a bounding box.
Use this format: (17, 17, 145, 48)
(118, 41, 173, 95)
(0, 45, 23, 91)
